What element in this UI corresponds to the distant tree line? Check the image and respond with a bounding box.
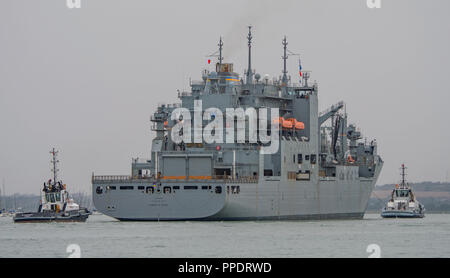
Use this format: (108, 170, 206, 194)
(375, 182, 450, 192)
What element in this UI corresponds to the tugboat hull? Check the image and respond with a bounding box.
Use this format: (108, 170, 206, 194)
(381, 210, 425, 218)
(13, 210, 91, 223)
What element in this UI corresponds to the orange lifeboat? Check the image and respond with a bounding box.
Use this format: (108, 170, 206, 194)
(282, 118, 293, 129)
(276, 117, 304, 130)
(286, 118, 305, 130)
(285, 118, 305, 130)
(295, 121, 305, 130)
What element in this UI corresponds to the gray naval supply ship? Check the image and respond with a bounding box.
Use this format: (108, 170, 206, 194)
(92, 27, 383, 221)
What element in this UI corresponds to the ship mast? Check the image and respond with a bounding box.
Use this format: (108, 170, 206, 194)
(282, 36, 288, 85)
(218, 36, 223, 67)
(50, 148, 59, 183)
(246, 26, 253, 84)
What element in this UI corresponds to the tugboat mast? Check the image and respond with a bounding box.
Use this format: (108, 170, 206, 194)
(50, 148, 59, 183)
(401, 163, 407, 187)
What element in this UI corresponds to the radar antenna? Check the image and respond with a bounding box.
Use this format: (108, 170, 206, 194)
(218, 36, 224, 66)
(206, 36, 224, 66)
(281, 36, 299, 86)
(50, 148, 59, 183)
(282, 36, 288, 85)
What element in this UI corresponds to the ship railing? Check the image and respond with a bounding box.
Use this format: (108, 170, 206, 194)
(290, 83, 303, 88)
(178, 91, 192, 97)
(156, 175, 258, 183)
(132, 158, 151, 164)
(190, 80, 205, 86)
(227, 177, 258, 183)
(92, 175, 259, 183)
(212, 175, 258, 183)
(166, 103, 181, 108)
(92, 175, 158, 184)
(150, 114, 165, 122)
(92, 175, 132, 182)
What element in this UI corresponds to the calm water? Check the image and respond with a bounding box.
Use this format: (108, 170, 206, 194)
(0, 213, 449, 258)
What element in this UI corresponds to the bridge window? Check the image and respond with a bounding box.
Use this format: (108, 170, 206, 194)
(46, 193, 56, 202)
(184, 186, 198, 190)
(264, 169, 273, 176)
(120, 186, 134, 190)
(215, 168, 231, 178)
(138, 186, 145, 190)
(297, 154, 303, 164)
(215, 186, 222, 194)
(231, 186, 240, 194)
(311, 154, 317, 164)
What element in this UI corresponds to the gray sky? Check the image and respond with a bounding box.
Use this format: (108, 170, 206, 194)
(1, 0, 449, 194)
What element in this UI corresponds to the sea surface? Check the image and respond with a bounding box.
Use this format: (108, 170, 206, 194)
(0, 213, 449, 258)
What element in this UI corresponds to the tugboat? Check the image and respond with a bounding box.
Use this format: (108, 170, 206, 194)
(381, 164, 425, 218)
(13, 148, 91, 223)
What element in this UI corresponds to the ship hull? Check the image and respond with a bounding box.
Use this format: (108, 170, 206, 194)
(116, 212, 364, 221)
(93, 163, 381, 221)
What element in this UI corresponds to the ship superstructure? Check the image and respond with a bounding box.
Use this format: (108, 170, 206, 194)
(92, 27, 383, 221)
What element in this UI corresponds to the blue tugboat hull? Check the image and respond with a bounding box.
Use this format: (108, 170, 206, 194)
(381, 210, 425, 218)
(13, 210, 91, 223)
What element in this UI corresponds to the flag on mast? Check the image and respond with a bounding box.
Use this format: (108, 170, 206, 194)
(298, 59, 302, 77)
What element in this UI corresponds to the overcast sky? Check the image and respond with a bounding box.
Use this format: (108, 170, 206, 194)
(1, 0, 449, 194)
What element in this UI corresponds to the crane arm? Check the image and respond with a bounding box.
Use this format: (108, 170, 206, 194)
(319, 101, 344, 126)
